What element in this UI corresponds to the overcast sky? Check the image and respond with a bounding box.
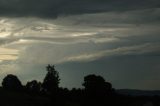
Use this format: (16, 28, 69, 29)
(0, 0, 160, 90)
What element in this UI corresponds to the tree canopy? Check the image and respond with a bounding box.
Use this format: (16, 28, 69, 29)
(42, 64, 60, 92)
(2, 74, 22, 90)
(83, 74, 112, 93)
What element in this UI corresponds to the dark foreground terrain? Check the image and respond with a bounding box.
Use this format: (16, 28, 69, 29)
(0, 87, 160, 106)
(0, 65, 160, 106)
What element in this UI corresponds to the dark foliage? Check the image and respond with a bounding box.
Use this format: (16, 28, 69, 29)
(0, 65, 160, 106)
(83, 74, 112, 92)
(26, 80, 41, 94)
(2, 74, 22, 91)
(82, 74, 115, 106)
(42, 64, 60, 93)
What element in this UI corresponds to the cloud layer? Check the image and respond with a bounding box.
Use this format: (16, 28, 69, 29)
(0, 0, 160, 90)
(0, 0, 160, 18)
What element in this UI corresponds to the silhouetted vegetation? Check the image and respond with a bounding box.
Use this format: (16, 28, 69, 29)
(26, 80, 41, 94)
(2, 74, 22, 91)
(0, 64, 160, 106)
(42, 65, 60, 93)
(83, 74, 113, 95)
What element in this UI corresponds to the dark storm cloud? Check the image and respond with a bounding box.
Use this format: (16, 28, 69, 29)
(0, 0, 160, 18)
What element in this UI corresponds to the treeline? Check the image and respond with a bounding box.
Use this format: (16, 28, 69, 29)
(1, 64, 160, 106)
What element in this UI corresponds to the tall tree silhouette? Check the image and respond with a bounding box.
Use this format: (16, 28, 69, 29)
(42, 64, 60, 93)
(2, 74, 22, 91)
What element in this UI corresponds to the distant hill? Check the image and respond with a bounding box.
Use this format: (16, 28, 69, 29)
(116, 89, 160, 96)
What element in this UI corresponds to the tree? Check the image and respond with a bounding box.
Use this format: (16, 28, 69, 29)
(82, 74, 114, 106)
(2, 74, 22, 90)
(42, 64, 60, 93)
(26, 80, 41, 93)
(83, 74, 112, 94)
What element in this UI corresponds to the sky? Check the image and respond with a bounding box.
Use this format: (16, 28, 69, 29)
(0, 0, 160, 90)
